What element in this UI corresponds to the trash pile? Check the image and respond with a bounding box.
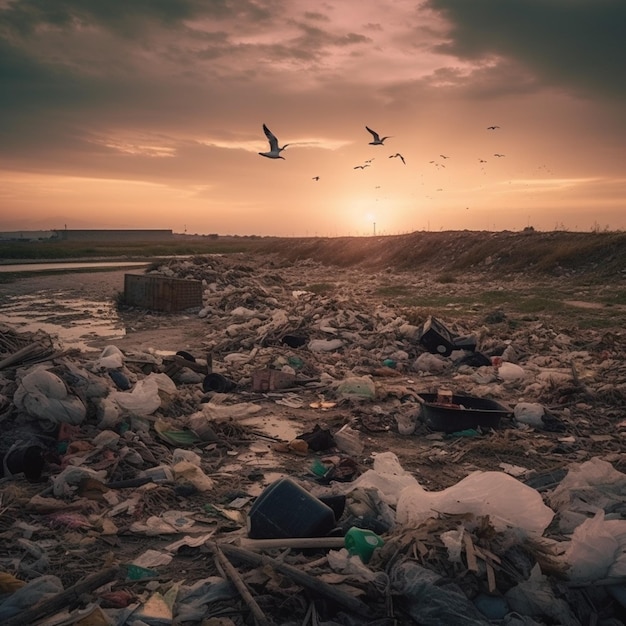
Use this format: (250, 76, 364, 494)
(1, 252, 626, 625)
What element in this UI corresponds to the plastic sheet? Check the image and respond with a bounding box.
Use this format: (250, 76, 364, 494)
(565, 510, 626, 580)
(390, 561, 490, 625)
(396, 470, 554, 535)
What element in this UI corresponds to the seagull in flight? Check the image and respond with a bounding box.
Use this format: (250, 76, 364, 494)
(440, 154, 450, 159)
(354, 164, 370, 169)
(365, 126, 391, 145)
(494, 153, 505, 157)
(389, 153, 405, 164)
(487, 126, 500, 130)
(312, 176, 320, 181)
(259, 124, 289, 159)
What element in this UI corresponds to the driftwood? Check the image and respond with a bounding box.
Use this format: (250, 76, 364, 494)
(218, 542, 371, 618)
(0, 342, 63, 370)
(3, 566, 121, 626)
(208, 542, 274, 626)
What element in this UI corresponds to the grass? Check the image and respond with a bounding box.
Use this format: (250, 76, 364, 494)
(305, 282, 336, 295)
(0, 237, 275, 261)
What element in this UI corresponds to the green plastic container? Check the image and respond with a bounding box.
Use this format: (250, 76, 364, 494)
(344, 527, 384, 564)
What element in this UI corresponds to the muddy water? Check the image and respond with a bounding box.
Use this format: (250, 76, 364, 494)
(0, 290, 126, 351)
(0, 268, 142, 351)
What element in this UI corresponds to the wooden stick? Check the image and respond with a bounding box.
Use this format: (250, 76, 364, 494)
(217, 543, 370, 618)
(208, 542, 273, 626)
(237, 537, 346, 551)
(3, 566, 121, 626)
(463, 533, 479, 572)
(485, 562, 497, 593)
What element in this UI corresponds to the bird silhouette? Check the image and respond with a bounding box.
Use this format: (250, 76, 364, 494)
(487, 126, 500, 130)
(259, 124, 289, 159)
(389, 153, 405, 164)
(494, 153, 505, 157)
(440, 154, 449, 159)
(353, 164, 370, 169)
(365, 126, 391, 145)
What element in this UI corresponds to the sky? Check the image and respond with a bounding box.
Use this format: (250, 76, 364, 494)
(1, 0, 625, 237)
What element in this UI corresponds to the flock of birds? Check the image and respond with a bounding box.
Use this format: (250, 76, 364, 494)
(258, 122, 506, 182)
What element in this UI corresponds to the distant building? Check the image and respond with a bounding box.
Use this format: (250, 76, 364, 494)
(0, 231, 56, 241)
(53, 229, 173, 242)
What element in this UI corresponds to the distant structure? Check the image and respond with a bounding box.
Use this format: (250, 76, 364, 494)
(53, 229, 173, 242)
(0, 230, 56, 241)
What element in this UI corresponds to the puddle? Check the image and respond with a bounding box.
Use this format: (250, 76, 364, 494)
(0, 261, 151, 273)
(564, 300, 605, 309)
(0, 290, 126, 351)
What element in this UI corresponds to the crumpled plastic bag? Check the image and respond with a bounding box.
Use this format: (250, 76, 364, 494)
(0, 575, 64, 621)
(505, 564, 581, 625)
(174, 577, 237, 623)
(396, 470, 554, 535)
(564, 509, 626, 580)
(390, 561, 490, 625)
(14, 366, 86, 425)
(109, 375, 161, 415)
(52, 466, 108, 497)
(548, 456, 626, 516)
(93, 344, 125, 370)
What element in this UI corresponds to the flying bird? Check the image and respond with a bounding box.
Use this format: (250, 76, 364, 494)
(353, 164, 370, 169)
(487, 126, 500, 130)
(389, 153, 405, 164)
(494, 153, 505, 157)
(439, 154, 450, 159)
(258, 124, 289, 159)
(312, 176, 320, 181)
(365, 126, 391, 145)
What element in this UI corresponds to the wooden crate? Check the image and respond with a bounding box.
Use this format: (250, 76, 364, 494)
(124, 274, 202, 312)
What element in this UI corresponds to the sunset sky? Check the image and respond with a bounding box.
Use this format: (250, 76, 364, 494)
(1, 0, 625, 237)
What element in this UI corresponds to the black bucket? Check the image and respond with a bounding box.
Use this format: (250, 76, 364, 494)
(419, 393, 512, 433)
(2, 445, 45, 482)
(203, 373, 237, 393)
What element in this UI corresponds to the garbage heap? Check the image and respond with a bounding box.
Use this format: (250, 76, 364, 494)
(1, 252, 626, 626)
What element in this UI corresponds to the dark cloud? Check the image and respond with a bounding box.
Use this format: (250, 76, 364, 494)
(425, 0, 626, 100)
(0, 0, 272, 37)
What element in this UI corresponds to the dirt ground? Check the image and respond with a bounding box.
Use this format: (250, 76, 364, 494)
(3, 260, 624, 491)
(2, 254, 626, 624)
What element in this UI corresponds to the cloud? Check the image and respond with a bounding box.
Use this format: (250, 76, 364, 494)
(424, 0, 626, 100)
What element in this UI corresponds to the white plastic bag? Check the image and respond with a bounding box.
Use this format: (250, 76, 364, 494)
(564, 510, 626, 581)
(14, 367, 86, 425)
(109, 376, 161, 415)
(396, 470, 554, 535)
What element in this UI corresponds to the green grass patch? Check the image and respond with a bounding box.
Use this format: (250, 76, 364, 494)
(0, 237, 275, 260)
(305, 282, 336, 295)
(598, 290, 626, 306)
(375, 284, 413, 297)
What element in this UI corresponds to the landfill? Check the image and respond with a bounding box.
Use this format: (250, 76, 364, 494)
(1, 251, 626, 625)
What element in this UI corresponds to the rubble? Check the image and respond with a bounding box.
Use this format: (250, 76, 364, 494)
(1, 252, 626, 625)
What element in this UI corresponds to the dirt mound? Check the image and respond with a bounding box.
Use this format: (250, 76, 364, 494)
(258, 230, 626, 279)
